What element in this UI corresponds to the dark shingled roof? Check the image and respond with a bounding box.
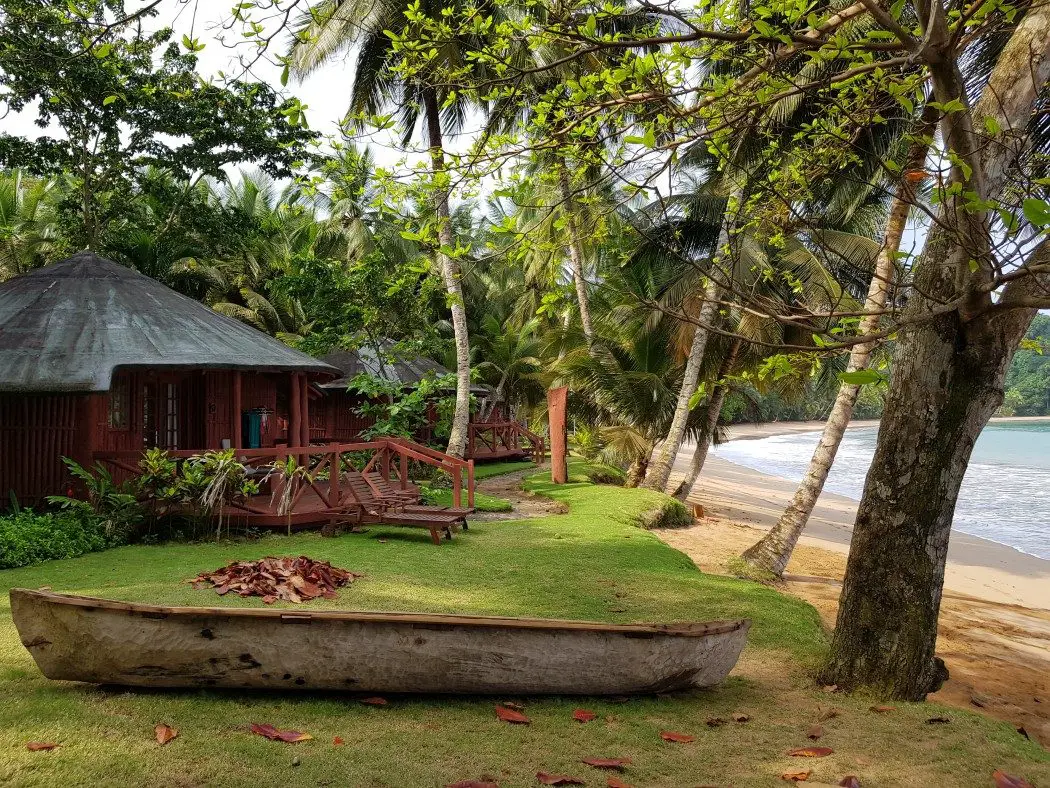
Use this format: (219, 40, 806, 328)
(320, 340, 488, 394)
(0, 252, 339, 393)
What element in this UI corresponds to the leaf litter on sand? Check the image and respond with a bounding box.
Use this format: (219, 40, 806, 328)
(190, 556, 362, 603)
(782, 771, 811, 782)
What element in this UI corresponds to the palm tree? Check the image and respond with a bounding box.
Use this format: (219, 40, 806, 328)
(739, 104, 939, 576)
(0, 171, 61, 280)
(473, 315, 545, 419)
(288, 0, 514, 458)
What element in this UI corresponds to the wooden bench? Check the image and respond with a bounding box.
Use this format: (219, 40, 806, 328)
(337, 472, 467, 545)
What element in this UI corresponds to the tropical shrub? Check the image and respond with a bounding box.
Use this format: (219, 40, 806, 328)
(0, 509, 108, 569)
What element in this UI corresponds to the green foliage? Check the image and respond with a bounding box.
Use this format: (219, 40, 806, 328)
(1002, 315, 1050, 416)
(0, 2, 315, 249)
(47, 459, 143, 543)
(0, 509, 108, 569)
(350, 370, 461, 442)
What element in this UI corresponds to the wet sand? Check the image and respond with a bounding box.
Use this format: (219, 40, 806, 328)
(675, 420, 1049, 610)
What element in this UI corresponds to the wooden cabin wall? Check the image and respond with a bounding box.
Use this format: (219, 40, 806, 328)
(0, 392, 85, 507)
(321, 390, 377, 441)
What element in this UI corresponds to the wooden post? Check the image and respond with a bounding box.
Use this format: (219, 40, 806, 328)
(289, 373, 301, 450)
(329, 448, 340, 506)
(399, 449, 407, 490)
(232, 371, 242, 450)
(300, 375, 310, 448)
(453, 464, 462, 509)
(467, 459, 475, 508)
(547, 386, 568, 484)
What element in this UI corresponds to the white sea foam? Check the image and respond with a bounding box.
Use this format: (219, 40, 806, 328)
(713, 424, 1050, 560)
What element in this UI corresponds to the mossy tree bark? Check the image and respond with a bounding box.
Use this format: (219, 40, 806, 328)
(821, 3, 1050, 697)
(424, 87, 471, 458)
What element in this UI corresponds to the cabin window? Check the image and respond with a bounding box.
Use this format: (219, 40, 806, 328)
(164, 382, 179, 449)
(108, 379, 130, 430)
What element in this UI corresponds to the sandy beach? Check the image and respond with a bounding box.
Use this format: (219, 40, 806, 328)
(675, 419, 1050, 610)
(659, 418, 1050, 746)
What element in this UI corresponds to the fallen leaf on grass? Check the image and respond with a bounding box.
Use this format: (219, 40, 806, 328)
(818, 707, 841, 722)
(787, 747, 833, 757)
(822, 684, 839, 693)
(501, 701, 526, 711)
(705, 717, 727, 727)
(869, 705, 895, 713)
(1017, 726, 1030, 740)
(659, 730, 694, 743)
(250, 723, 312, 743)
(732, 713, 751, 723)
(26, 742, 59, 751)
(839, 777, 861, 787)
(993, 770, 1036, 788)
(359, 697, 388, 706)
(495, 705, 531, 724)
(781, 771, 811, 782)
(925, 716, 950, 725)
(582, 757, 631, 770)
(572, 709, 598, 723)
(536, 773, 585, 785)
(806, 725, 824, 740)
(606, 779, 634, 788)
(154, 723, 178, 745)
(446, 782, 499, 788)
(332, 736, 345, 746)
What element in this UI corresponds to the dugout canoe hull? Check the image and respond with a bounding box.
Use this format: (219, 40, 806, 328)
(10, 589, 750, 695)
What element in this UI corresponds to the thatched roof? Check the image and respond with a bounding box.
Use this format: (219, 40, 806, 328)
(0, 253, 339, 393)
(320, 340, 487, 394)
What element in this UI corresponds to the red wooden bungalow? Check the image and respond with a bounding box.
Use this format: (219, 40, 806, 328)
(0, 254, 475, 530)
(317, 341, 545, 462)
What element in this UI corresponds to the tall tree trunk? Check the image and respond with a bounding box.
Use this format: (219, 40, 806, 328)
(672, 337, 743, 501)
(423, 88, 471, 459)
(642, 276, 721, 492)
(557, 158, 595, 344)
(820, 4, 1050, 697)
(740, 110, 936, 575)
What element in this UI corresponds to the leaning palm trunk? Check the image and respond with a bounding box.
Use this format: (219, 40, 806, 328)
(642, 276, 722, 492)
(672, 337, 743, 501)
(740, 117, 935, 576)
(557, 158, 595, 344)
(423, 89, 471, 458)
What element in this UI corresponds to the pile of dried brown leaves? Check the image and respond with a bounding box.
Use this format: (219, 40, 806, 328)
(189, 556, 362, 604)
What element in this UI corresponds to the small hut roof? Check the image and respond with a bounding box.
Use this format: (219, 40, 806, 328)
(320, 340, 487, 394)
(0, 253, 339, 393)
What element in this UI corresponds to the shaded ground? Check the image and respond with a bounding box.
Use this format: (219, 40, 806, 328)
(657, 516, 1050, 749)
(472, 463, 569, 520)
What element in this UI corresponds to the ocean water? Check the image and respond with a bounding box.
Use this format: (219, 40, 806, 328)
(713, 422, 1050, 560)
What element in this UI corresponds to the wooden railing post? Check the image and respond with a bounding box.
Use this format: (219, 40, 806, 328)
(467, 459, 475, 508)
(381, 445, 391, 480)
(399, 448, 407, 490)
(453, 464, 462, 509)
(330, 448, 340, 507)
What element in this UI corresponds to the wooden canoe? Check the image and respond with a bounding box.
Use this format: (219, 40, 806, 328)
(10, 589, 750, 695)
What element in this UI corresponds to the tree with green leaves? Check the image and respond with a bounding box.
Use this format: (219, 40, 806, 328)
(0, 1, 314, 249)
(287, 0, 516, 458)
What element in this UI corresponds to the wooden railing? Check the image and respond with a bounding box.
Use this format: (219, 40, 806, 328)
(467, 421, 545, 464)
(94, 437, 475, 518)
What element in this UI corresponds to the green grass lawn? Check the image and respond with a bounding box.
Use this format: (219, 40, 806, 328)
(421, 487, 513, 512)
(0, 466, 1046, 786)
(470, 459, 538, 480)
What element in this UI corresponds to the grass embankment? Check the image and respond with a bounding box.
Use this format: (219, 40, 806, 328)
(0, 465, 1046, 787)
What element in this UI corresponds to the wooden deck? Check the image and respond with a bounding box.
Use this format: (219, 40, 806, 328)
(466, 421, 544, 463)
(95, 437, 474, 531)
